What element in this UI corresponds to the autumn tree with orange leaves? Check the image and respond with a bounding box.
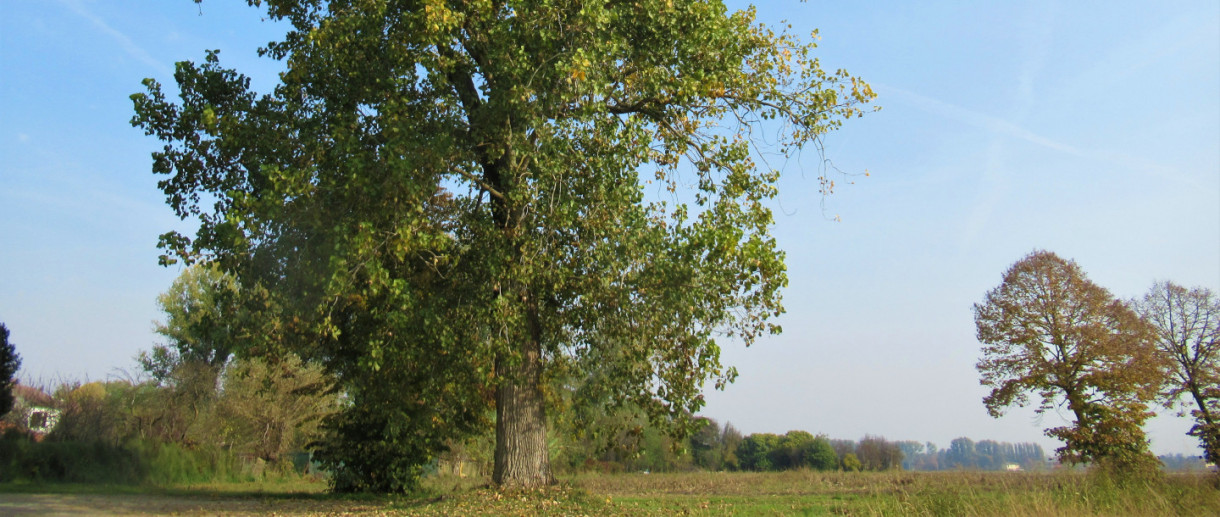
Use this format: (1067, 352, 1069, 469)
(974, 250, 1163, 476)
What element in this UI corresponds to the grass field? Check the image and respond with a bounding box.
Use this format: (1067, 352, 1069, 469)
(1, 470, 1217, 516)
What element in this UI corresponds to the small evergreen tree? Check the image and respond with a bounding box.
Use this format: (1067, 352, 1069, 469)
(0, 323, 20, 418)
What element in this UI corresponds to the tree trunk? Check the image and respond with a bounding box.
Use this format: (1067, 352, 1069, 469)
(1189, 386, 1220, 464)
(1064, 387, 1089, 427)
(492, 332, 553, 488)
(1190, 387, 1217, 429)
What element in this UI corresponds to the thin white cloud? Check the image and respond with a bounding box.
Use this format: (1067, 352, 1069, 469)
(876, 83, 1184, 184)
(876, 83, 1088, 158)
(57, 0, 171, 76)
(1014, 0, 1058, 114)
(958, 140, 1009, 252)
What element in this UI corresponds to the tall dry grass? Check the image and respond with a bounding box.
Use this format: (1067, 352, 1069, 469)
(569, 469, 1220, 516)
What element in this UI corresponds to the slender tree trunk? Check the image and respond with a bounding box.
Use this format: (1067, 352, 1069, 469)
(1189, 386, 1220, 465)
(1190, 387, 1217, 428)
(492, 333, 553, 488)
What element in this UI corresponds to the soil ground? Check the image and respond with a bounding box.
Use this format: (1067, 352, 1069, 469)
(0, 492, 391, 516)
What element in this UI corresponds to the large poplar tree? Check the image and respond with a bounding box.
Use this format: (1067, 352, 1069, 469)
(133, 0, 873, 490)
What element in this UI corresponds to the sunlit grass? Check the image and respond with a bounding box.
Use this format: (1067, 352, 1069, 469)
(2, 469, 1217, 515)
(567, 470, 1220, 516)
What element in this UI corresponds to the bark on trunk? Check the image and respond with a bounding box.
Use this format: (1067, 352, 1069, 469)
(1190, 387, 1217, 429)
(492, 336, 553, 488)
(1189, 387, 1220, 464)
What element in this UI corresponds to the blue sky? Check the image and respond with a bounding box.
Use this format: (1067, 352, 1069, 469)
(2, 1, 1217, 456)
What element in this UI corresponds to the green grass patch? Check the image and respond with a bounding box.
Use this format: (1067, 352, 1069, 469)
(1, 469, 1217, 515)
(569, 470, 1220, 516)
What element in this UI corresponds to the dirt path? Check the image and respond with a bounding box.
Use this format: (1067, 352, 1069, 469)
(0, 493, 394, 516)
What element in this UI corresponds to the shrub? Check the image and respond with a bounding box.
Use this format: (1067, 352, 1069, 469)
(0, 431, 242, 485)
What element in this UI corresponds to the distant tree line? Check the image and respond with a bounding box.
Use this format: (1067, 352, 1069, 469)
(1157, 453, 1212, 472)
(897, 438, 1046, 471)
(734, 430, 841, 472)
(680, 422, 1046, 473)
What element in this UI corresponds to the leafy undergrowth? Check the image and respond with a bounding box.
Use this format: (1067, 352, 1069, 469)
(1, 471, 1217, 515)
